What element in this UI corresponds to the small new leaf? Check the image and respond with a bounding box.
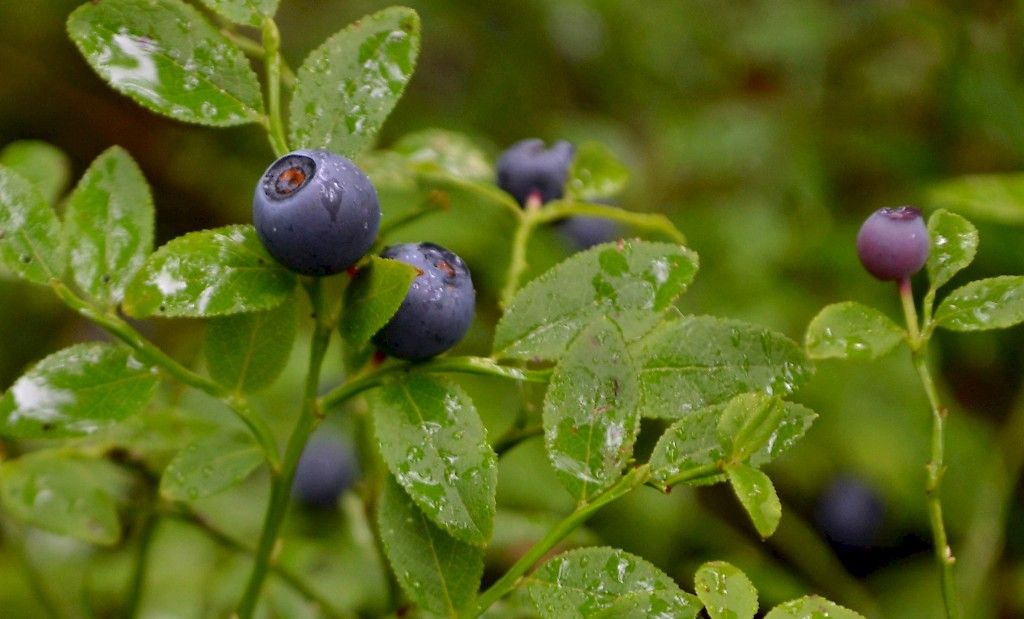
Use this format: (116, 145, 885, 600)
(694, 561, 758, 619)
(0, 166, 65, 284)
(64, 146, 155, 305)
(205, 294, 297, 393)
(933, 276, 1024, 332)
(0, 141, 71, 205)
(527, 547, 702, 619)
(726, 463, 781, 538)
(927, 209, 978, 292)
(67, 0, 264, 126)
(804, 302, 905, 361)
(543, 317, 640, 503)
(764, 596, 865, 619)
(290, 7, 421, 156)
(717, 393, 786, 462)
(0, 343, 159, 438)
(341, 256, 417, 344)
(566, 141, 630, 201)
(160, 432, 264, 501)
(123, 225, 296, 318)
(378, 475, 484, 617)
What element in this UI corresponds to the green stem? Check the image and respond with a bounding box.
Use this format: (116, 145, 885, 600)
(466, 465, 651, 618)
(261, 18, 290, 157)
(500, 200, 539, 309)
(533, 201, 687, 244)
(236, 279, 333, 618)
(124, 512, 158, 618)
(50, 281, 281, 472)
(492, 423, 543, 456)
(222, 28, 297, 88)
(899, 278, 961, 619)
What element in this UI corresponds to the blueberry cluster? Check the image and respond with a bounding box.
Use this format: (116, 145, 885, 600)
(496, 138, 621, 249)
(253, 150, 476, 360)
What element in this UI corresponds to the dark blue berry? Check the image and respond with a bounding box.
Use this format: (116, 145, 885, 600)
(292, 435, 359, 509)
(814, 475, 885, 548)
(496, 139, 575, 207)
(253, 149, 380, 276)
(371, 243, 475, 360)
(559, 216, 622, 251)
(856, 206, 929, 281)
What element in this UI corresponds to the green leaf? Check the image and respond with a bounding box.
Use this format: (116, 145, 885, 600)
(927, 173, 1024, 227)
(0, 343, 159, 438)
(0, 140, 72, 205)
(764, 596, 865, 619)
(67, 0, 264, 126)
(290, 7, 421, 156)
(371, 375, 497, 545)
(393, 128, 494, 181)
(0, 451, 128, 544)
(205, 294, 296, 393)
(527, 547, 702, 619)
(716, 393, 786, 462)
(377, 474, 483, 617)
(934, 276, 1024, 331)
(160, 431, 264, 501)
(566, 141, 630, 201)
(340, 256, 417, 344)
(197, 0, 279, 27)
(630, 316, 811, 419)
(0, 166, 66, 284)
(649, 400, 814, 488)
(495, 241, 699, 361)
(804, 302, 905, 361)
(63, 146, 155, 305)
(726, 463, 781, 538)
(926, 209, 978, 292)
(122, 225, 296, 318)
(543, 317, 640, 503)
(694, 561, 758, 619)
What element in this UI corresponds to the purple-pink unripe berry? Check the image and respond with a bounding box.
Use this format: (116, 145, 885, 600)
(856, 206, 930, 281)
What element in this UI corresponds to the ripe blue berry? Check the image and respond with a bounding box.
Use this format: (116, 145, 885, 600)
(372, 243, 475, 360)
(496, 138, 575, 207)
(253, 149, 380, 276)
(292, 435, 359, 509)
(856, 206, 929, 281)
(814, 475, 885, 548)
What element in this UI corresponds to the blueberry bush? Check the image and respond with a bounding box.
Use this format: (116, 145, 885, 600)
(1, 2, 1023, 618)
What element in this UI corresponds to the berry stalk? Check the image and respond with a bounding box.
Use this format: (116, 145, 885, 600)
(261, 17, 290, 157)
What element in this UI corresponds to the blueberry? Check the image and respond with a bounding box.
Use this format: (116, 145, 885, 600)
(558, 216, 622, 251)
(496, 138, 575, 207)
(253, 149, 380, 275)
(856, 206, 929, 281)
(814, 475, 885, 548)
(371, 243, 475, 360)
(292, 435, 359, 509)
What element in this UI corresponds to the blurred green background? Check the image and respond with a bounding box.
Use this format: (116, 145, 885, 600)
(1, 1, 1023, 617)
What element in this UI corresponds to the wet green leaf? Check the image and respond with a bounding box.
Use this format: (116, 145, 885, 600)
(0, 140, 72, 205)
(927, 173, 1024, 227)
(527, 547, 702, 619)
(160, 431, 264, 501)
(377, 474, 483, 617)
(0, 343, 159, 438)
(495, 241, 699, 361)
(543, 317, 639, 503)
(927, 209, 978, 292)
(205, 294, 296, 393)
(371, 375, 497, 545)
(717, 393, 786, 462)
(566, 141, 630, 201)
(631, 316, 811, 419)
(67, 0, 264, 126)
(63, 146, 154, 306)
(0, 451, 129, 545)
(694, 561, 758, 619)
(649, 399, 814, 488)
(804, 302, 905, 361)
(122, 225, 296, 318)
(393, 128, 494, 181)
(290, 7, 420, 156)
(933, 276, 1024, 332)
(764, 596, 865, 619)
(0, 166, 65, 284)
(726, 463, 781, 538)
(341, 256, 417, 344)
(197, 0, 278, 27)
